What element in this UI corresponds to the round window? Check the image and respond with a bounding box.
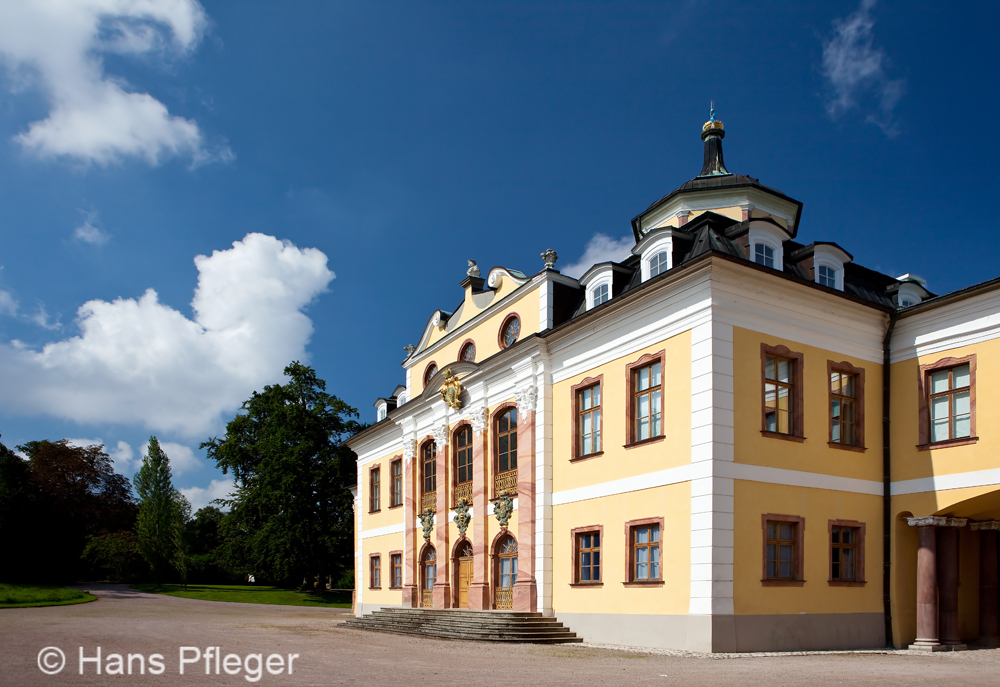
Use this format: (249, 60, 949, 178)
(500, 316, 520, 349)
(460, 342, 476, 362)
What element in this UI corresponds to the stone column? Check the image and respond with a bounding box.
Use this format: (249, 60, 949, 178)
(401, 439, 418, 608)
(432, 423, 451, 608)
(468, 407, 490, 610)
(907, 517, 946, 651)
(973, 522, 1000, 646)
(937, 523, 967, 650)
(513, 384, 537, 613)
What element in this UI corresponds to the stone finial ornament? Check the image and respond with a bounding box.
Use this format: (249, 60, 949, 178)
(493, 490, 514, 528)
(541, 249, 558, 270)
(453, 498, 471, 536)
(467, 260, 481, 277)
(419, 508, 435, 541)
(403, 344, 417, 357)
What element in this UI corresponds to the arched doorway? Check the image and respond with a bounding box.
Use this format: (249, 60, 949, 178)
(453, 540, 474, 608)
(421, 546, 436, 608)
(493, 534, 517, 610)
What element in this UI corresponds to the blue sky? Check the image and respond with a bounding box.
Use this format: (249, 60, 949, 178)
(0, 1, 996, 509)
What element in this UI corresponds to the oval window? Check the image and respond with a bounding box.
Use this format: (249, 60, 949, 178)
(500, 316, 520, 349)
(460, 342, 476, 362)
(424, 362, 438, 385)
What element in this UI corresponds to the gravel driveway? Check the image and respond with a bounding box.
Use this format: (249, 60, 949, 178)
(1, 585, 998, 686)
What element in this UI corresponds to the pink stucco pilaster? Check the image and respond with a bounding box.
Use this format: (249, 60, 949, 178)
(433, 440, 452, 608)
(469, 425, 490, 610)
(401, 446, 418, 607)
(513, 408, 537, 612)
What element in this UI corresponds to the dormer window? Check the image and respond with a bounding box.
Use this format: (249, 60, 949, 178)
(592, 283, 610, 306)
(378, 406, 386, 421)
(397, 392, 408, 406)
(649, 251, 669, 278)
(754, 243, 775, 268)
(817, 264, 836, 288)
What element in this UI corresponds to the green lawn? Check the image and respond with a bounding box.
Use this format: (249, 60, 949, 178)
(131, 584, 352, 608)
(0, 583, 96, 609)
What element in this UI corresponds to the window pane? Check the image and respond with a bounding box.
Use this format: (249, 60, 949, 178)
(842, 374, 855, 397)
(593, 411, 601, 448)
(930, 370, 950, 394)
(636, 528, 649, 544)
(842, 528, 854, 544)
(765, 356, 776, 381)
(780, 523, 793, 540)
(582, 413, 592, 437)
(832, 529, 841, 544)
(638, 369, 649, 392)
(593, 551, 600, 566)
(766, 523, 776, 540)
(931, 395, 949, 420)
(637, 417, 649, 441)
(651, 525, 660, 542)
(499, 435, 508, 456)
(777, 359, 791, 383)
(932, 418, 950, 442)
(652, 363, 661, 387)
(953, 364, 970, 388)
(831, 418, 841, 443)
(953, 389, 970, 417)
(766, 560, 776, 578)
(581, 389, 591, 411)
(637, 393, 649, 419)
(593, 385, 601, 406)
(636, 563, 647, 580)
(953, 413, 971, 439)
(581, 551, 590, 567)
(779, 560, 792, 578)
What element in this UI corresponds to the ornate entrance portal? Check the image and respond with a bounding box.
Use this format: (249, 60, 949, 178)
(421, 547, 436, 608)
(494, 535, 517, 610)
(457, 542, 473, 609)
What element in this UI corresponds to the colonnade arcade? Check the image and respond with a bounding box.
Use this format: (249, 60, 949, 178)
(906, 515, 1000, 650)
(400, 383, 538, 612)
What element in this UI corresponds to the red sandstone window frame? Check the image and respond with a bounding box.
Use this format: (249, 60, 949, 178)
(828, 520, 866, 586)
(624, 351, 666, 448)
(368, 464, 381, 513)
(420, 439, 437, 496)
(623, 517, 664, 587)
(453, 423, 474, 488)
(389, 457, 403, 509)
(761, 344, 805, 442)
(498, 313, 521, 350)
(761, 513, 805, 586)
(917, 354, 978, 450)
(494, 404, 518, 474)
(828, 360, 866, 452)
(570, 375, 604, 461)
(389, 550, 403, 589)
(457, 339, 476, 362)
(369, 553, 381, 590)
(569, 525, 604, 587)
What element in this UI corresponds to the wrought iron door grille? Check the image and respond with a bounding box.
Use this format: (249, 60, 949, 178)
(422, 589, 433, 608)
(494, 586, 513, 610)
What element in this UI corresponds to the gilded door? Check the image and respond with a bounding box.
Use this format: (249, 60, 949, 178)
(457, 542, 473, 609)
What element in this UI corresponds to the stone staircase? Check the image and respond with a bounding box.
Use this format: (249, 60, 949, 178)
(344, 608, 582, 644)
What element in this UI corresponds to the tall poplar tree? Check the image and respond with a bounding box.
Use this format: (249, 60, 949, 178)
(134, 437, 185, 584)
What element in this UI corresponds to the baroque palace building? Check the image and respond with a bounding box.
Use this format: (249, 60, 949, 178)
(347, 113, 1000, 652)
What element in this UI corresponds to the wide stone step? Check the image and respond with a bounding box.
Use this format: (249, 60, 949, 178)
(345, 608, 581, 644)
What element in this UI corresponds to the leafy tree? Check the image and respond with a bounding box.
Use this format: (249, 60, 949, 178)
(202, 362, 361, 588)
(134, 437, 187, 585)
(3, 438, 137, 582)
(82, 532, 148, 582)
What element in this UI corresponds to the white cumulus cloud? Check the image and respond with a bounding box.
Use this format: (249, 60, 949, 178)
(180, 478, 235, 512)
(821, 0, 906, 137)
(66, 437, 137, 474)
(159, 441, 202, 475)
(0, 233, 335, 437)
(561, 233, 634, 279)
(0, 0, 229, 165)
(74, 212, 110, 245)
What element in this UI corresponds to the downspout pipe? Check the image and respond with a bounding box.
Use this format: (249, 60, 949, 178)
(882, 310, 899, 647)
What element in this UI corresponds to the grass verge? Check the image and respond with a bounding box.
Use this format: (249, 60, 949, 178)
(0, 583, 97, 609)
(131, 584, 352, 608)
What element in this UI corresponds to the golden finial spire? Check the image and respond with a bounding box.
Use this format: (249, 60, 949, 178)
(703, 102, 724, 134)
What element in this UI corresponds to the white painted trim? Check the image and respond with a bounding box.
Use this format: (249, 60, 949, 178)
(720, 462, 882, 496)
(891, 467, 1000, 496)
(360, 522, 405, 539)
(640, 187, 798, 236)
(552, 463, 707, 506)
(890, 287, 1000, 363)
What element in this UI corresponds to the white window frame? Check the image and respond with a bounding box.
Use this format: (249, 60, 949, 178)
(633, 230, 673, 283)
(376, 403, 387, 422)
(748, 222, 786, 271)
(591, 283, 610, 307)
(812, 245, 849, 292)
(897, 282, 924, 308)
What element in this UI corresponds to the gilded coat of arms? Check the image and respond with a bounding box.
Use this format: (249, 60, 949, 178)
(440, 369, 463, 410)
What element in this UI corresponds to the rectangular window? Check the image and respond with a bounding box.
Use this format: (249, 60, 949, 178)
(422, 442, 436, 494)
(578, 384, 602, 456)
(761, 344, 804, 439)
(370, 555, 381, 589)
(390, 552, 402, 588)
(390, 458, 403, 508)
(754, 243, 775, 268)
(918, 355, 977, 448)
(829, 361, 865, 450)
(761, 514, 805, 585)
(818, 264, 837, 288)
(577, 531, 601, 583)
(496, 408, 518, 474)
(369, 466, 381, 512)
(828, 520, 865, 586)
(621, 518, 665, 586)
(633, 363, 662, 441)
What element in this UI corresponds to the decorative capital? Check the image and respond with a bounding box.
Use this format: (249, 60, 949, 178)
(468, 406, 488, 436)
(906, 516, 968, 528)
(541, 249, 558, 270)
(402, 439, 417, 462)
(432, 422, 449, 448)
(971, 521, 1000, 531)
(514, 384, 537, 414)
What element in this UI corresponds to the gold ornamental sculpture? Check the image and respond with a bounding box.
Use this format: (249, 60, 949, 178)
(440, 369, 463, 410)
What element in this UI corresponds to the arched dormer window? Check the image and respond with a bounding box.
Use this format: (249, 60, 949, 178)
(592, 283, 610, 306)
(453, 425, 473, 505)
(747, 220, 787, 271)
(754, 242, 775, 268)
(817, 264, 836, 288)
(650, 251, 669, 278)
(377, 406, 386, 422)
